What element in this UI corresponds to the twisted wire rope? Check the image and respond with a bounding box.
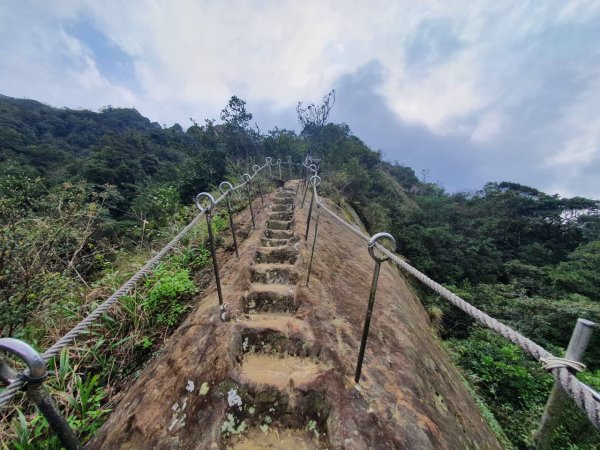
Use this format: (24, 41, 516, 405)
(317, 183, 600, 429)
(0, 164, 271, 408)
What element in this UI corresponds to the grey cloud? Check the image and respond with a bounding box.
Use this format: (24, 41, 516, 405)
(404, 19, 464, 73)
(331, 59, 600, 199)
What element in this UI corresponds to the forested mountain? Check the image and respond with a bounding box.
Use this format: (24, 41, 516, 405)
(1, 93, 599, 448)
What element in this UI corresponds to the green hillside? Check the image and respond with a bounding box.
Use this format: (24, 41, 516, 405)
(1, 93, 599, 448)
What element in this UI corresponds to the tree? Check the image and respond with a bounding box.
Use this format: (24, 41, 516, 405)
(550, 240, 600, 301)
(219, 96, 258, 160)
(296, 90, 336, 153)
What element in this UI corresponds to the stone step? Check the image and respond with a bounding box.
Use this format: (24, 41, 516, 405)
(239, 355, 324, 389)
(271, 204, 293, 212)
(255, 246, 298, 264)
(243, 284, 297, 313)
(275, 193, 295, 200)
(272, 198, 294, 205)
(268, 219, 293, 230)
(264, 229, 294, 239)
(260, 237, 289, 247)
(229, 428, 321, 450)
(269, 211, 294, 221)
(250, 263, 299, 284)
(240, 314, 308, 336)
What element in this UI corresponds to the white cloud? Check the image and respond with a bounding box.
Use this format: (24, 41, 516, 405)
(1, 0, 600, 197)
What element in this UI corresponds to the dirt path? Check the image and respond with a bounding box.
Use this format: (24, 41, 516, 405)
(87, 181, 501, 449)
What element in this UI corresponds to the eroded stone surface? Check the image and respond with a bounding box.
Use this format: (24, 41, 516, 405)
(88, 181, 502, 450)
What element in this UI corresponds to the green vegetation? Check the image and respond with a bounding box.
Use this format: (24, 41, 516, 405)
(0, 94, 275, 447)
(1, 91, 599, 448)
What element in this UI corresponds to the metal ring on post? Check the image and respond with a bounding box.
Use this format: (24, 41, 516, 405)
(310, 175, 321, 187)
(242, 173, 252, 183)
(218, 181, 233, 195)
(0, 338, 82, 449)
(367, 232, 396, 262)
(195, 192, 216, 214)
(308, 164, 317, 173)
(266, 157, 272, 165)
(252, 164, 261, 173)
(0, 338, 46, 383)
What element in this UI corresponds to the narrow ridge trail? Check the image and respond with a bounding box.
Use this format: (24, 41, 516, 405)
(87, 180, 501, 450)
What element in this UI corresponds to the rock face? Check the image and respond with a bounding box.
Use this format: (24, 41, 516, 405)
(87, 181, 501, 450)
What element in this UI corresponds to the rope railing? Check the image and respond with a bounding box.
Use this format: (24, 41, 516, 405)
(0, 158, 281, 449)
(300, 160, 600, 434)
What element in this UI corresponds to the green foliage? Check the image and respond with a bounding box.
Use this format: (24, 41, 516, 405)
(144, 263, 197, 327)
(2, 91, 600, 449)
(9, 350, 111, 449)
(550, 241, 600, 301)
(448, 328, 552, 448)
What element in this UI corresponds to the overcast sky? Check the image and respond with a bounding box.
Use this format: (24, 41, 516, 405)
(1, 1, 599, 198)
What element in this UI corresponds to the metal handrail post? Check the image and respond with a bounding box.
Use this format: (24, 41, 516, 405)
(534, 318, 596, 448)
(219, 182, 239, 258)
(252, 165, 264, 207)
(195, 193, 227, 321)
(355, 233, 396, 383)
(305, 176, 321, 240)
(0, 338, 82, 450)
(296, 164, 305, 195)
(306, 203, 321, 285)
(242, 174, 255, 229)
(266, 157, 272, 177)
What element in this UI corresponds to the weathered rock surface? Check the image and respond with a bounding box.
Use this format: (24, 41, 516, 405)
(87, 181, 501, 450)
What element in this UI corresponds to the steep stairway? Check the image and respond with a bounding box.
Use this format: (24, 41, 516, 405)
(229, 185, 328, 448)
(87, 180, 502, 450)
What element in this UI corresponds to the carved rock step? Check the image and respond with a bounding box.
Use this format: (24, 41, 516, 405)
(264, 229, 294, 239)
(271, 204, 293, 212)
(255, 246, 298, 264)
(268, 219, 293, 230)
(229, 428, 321, 450)
(275, 193, 295, 200)
(250, 263, 299, 284)
(260, 237, 290, 247)
(240, 314, 308, 336)
(243, 284, 298, 313)
(269, 211, 294, 221)
(272, 198, 294, 205)
(239, 355, 324, 390)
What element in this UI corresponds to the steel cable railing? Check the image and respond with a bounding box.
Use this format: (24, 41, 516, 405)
(0, 161, 270, 406)
(0, 159, 279, 449)
(301, 161, 600, 432)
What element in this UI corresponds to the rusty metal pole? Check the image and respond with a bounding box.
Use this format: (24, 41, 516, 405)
(296, 164, 305, 195)
(219, 182, 239, 258)
(355, 233, 396, 383)
(242, 173, 255, 229)
(252, 165, 264, 207)
(266, 157, 272, 177)
(306, 203, 321, 286)
(0, 338, 82, 450)
(300, 165, 316, 209)
(195, 193, 227, 321)
(305, 176, 321, 241)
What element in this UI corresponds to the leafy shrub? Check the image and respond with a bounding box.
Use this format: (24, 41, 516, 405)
(143, 263, 197, 327)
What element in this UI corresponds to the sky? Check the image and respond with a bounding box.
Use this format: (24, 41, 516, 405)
(1, 1, 599, 198)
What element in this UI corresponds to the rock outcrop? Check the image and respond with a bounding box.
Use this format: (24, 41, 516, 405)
(87, 181, 501, 449)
